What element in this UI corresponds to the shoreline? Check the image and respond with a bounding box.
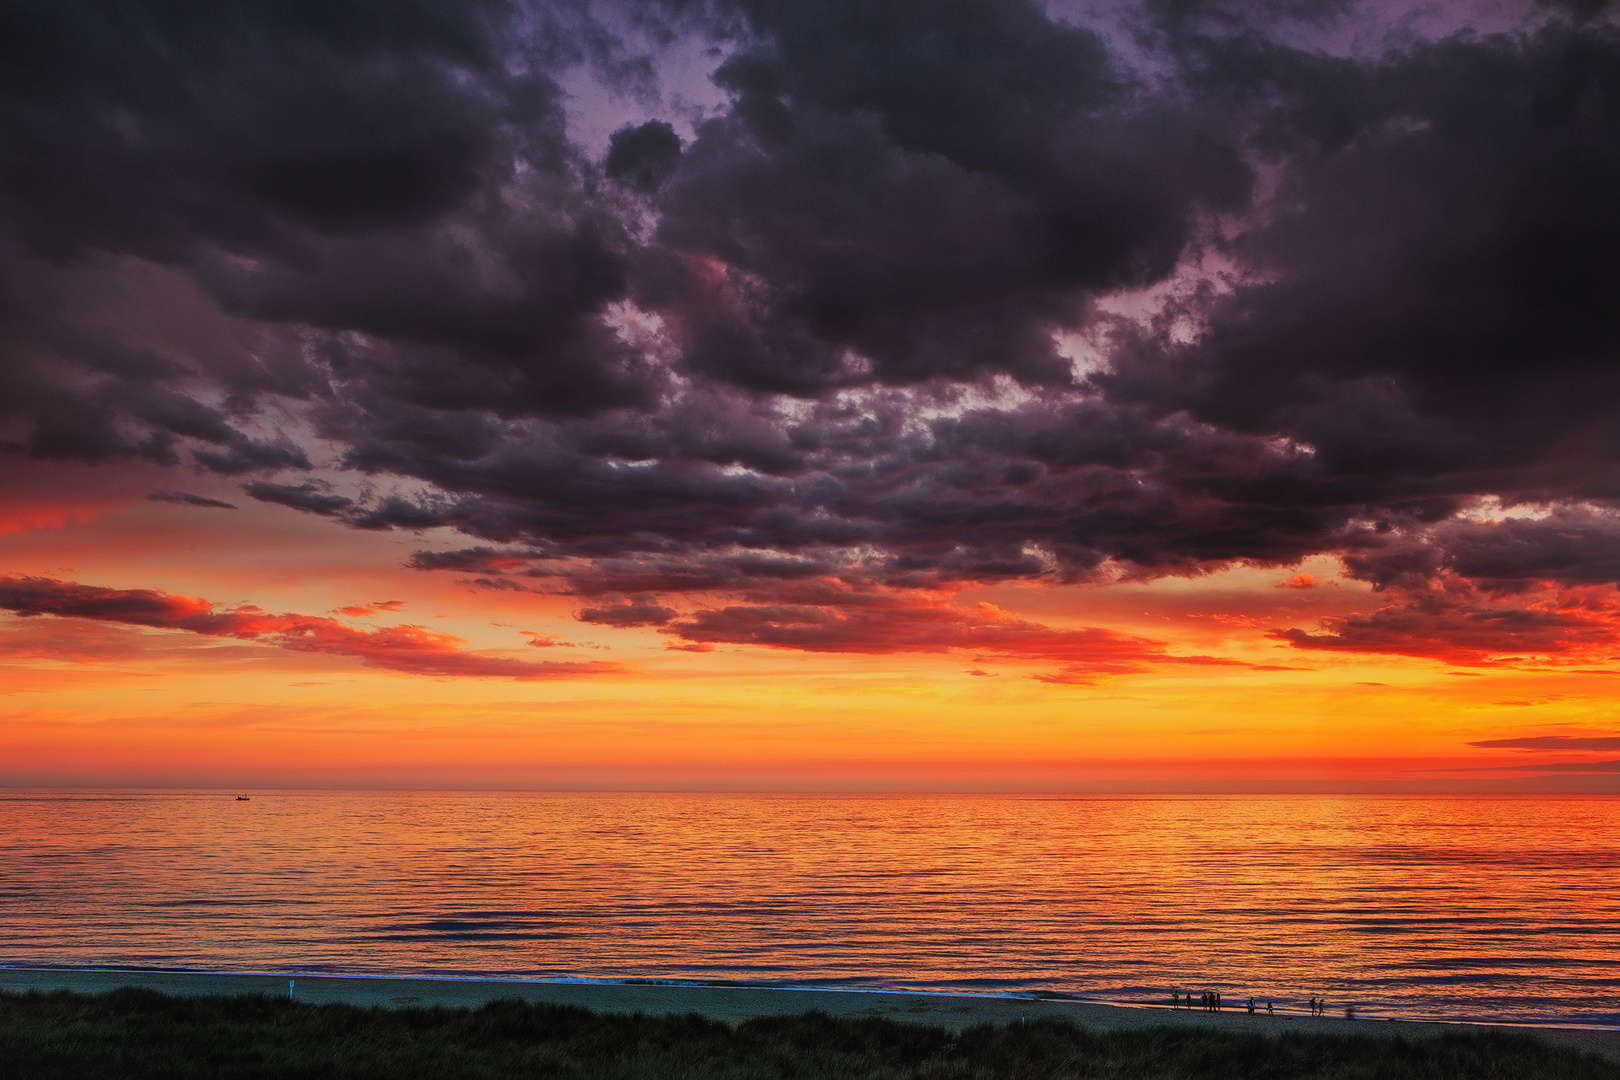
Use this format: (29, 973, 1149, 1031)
(4, 966, 1618, 1062)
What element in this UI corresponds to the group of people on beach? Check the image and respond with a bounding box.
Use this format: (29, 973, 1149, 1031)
(1175, 991, 1242, 1012)
(1173, 990, 1330, 1016)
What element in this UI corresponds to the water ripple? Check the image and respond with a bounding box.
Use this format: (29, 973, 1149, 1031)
(1, 791, 1615, 1024)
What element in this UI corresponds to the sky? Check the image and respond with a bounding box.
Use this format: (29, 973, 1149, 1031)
(2, 0, 1620, 790)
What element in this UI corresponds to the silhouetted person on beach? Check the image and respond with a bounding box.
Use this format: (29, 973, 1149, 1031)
(1247, 996, 1255, 1014)
(1267, 1001, 1273, 1015)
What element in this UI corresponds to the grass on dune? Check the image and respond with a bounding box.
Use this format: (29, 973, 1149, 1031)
(1, 988, 1614, 1080)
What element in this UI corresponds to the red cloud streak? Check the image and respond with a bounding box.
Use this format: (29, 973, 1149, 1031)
(1271, 579, 1620, 666)
(669, 595, 1268, 683)
(0, 576, 619, 680)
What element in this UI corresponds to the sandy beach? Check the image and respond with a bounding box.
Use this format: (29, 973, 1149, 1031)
(4, 967, 1616, 1064)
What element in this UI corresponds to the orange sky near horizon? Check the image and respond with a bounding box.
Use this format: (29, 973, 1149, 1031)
(4, 473, 1615, 792)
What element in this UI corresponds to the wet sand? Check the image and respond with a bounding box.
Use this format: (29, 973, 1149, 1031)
(4, 967, 1617, 1064)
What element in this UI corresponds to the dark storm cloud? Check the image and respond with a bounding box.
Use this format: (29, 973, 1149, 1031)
(0, 0, 594, 256)
(1104, 19, 1620, 499)
(0, 246, 322, 470)
(0, 0, 658, 470)
(4, 0, 1620, 663)
(192, 439, 314, 476)
(364, 387, 1376, 595)
(1340, 507, 1620, 591)
(147, 491, 238, 510)
(605, 120, 684, 191)
(1270, 576, 1620, 664)
(243, 479, 457, 533)
(577, 597, 678, 627)
(636, 0, 1251, 393)
(244, 480, 356, 517)
(1539, 0, 1615, 20)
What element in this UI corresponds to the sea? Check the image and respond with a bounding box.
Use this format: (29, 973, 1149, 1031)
(2, 791, 1616, 1026)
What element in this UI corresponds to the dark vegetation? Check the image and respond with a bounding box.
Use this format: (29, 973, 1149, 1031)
(1, 989, 1614, 1080)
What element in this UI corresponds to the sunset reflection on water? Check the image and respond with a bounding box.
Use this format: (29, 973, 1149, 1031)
(3, 792, 1616, 1024)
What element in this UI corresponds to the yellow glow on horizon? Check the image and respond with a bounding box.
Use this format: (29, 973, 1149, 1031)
(3, 505, 1617, 790)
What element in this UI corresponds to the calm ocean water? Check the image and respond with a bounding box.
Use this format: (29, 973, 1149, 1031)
(1, 791, 1616, 1025)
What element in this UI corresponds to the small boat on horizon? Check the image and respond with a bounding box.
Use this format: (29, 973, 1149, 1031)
(235, 796, 250, 801)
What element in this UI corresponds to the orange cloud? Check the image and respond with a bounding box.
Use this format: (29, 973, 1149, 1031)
(665, 590, 1278, 683)
(0, 576, 621, 680)
(522, 631, 575, 648)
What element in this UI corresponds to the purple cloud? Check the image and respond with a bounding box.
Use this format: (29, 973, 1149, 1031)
(0, 0, 1617, 663)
